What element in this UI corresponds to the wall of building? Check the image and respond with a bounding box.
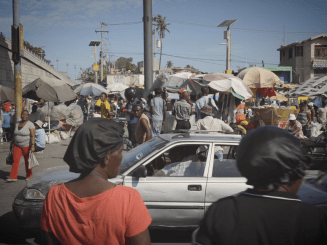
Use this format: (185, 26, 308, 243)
(0, 33, 73, 89)
(106, 74, 144, 86)
(279, 37, 327, 84)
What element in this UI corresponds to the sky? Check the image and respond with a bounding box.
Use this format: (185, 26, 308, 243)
(1, 0, 327, 81)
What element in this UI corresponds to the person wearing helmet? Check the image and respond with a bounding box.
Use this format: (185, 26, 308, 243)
(125, 87, 140, 144)
(195, 126, 327, 245)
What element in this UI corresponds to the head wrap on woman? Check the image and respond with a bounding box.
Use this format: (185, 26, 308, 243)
(237, 126, 310, 190)
(64, 118, 124, 173)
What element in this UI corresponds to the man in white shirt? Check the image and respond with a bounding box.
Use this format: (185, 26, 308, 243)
(196, 105, 234, 133)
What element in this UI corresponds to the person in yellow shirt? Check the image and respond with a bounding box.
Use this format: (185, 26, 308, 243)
(95, 93, 112, 119)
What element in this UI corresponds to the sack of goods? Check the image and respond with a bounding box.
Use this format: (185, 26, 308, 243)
(28, 151, 39, 169)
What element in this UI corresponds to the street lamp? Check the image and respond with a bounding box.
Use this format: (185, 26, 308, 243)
(89, 41, 100, 84)
(218, 20, 238, 73)
(38, 46, 45, 59)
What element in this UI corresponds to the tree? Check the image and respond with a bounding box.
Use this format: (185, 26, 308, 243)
(186, 65, 191, 68)
(114, 57, 137, 71)
(77, 67, 95, 84)
(24, 41, 51, 64)
(166, 60, 173, 68)
(154, 15, 170, 70)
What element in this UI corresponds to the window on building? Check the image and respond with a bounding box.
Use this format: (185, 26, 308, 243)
(280, 50, 285, 62)
(295, 46, 303, 57)
(315, 45, 327, 60)
(289, 48, 293, 59)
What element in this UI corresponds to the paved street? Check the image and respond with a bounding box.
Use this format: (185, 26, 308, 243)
(0, 135, 193, 245)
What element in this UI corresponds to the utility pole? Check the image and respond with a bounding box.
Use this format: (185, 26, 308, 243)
(94, 47, 98, 83)
(89, 41, 100, 84)
(95, 23, 108, 83)
(12, 0, 22, 123)
(218, 20, 237, 74)
(143, 0, 153, 91)
(56, 58, 59, 70)
(153, 15, 157, 61)
(114, 54, 115, 70)
(74, 65, 76, 81)
(66, 62, 69, 74)
(226, 26, 231, 71)
(105, 43, 109, 74)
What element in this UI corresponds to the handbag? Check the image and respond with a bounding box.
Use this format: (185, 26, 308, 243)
(28, 151, 39, 169)
(6, 149, 13, 165)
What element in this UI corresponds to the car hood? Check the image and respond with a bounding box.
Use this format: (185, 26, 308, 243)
(26, 165, 124, 196)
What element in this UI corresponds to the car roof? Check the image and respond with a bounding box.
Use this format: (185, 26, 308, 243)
(159, 130, 242, 144)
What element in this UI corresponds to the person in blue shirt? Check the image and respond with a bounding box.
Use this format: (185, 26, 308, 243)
(2, 107, 11, 140)
(34, 120, 46, 152)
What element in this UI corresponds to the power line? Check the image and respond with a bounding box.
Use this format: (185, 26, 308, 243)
(167, 19, 324, 35)
(105, 21, 142, 26)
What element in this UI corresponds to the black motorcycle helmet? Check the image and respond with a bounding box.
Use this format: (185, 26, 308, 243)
(125, 87, 137, 102)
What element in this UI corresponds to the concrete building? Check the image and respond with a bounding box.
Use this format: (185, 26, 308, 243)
(277, 34, 327, 84)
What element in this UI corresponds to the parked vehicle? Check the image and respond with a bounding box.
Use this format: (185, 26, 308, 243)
(12, 131, 327, 230)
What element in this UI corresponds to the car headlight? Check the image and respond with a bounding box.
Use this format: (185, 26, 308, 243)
(24, 188, 46, 200)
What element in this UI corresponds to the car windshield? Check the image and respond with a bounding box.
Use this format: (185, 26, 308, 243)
(120, 136, 169, 174)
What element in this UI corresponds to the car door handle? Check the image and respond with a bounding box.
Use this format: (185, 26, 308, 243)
(188, 185, 202, 191)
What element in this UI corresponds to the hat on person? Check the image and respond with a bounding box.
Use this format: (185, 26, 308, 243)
(141, 98, 147, 104)
(289, 114, 296, 120)
(237, 126, 310, 190)
(308, 102, 314, 106)
(200, 105, 213, 116)
(179, 89, 185, 94)
(34, 120, 43, 128)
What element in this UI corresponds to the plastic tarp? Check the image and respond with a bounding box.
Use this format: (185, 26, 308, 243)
(107, 83, 129, 93)
(208, 78, 252, 100)
(65, 103, 84, 127)
(287, 75, 327, 97)
(311, 96, 323, 108)
(38, 102, 54, 121)
(149, 73, 169, 92)
(50, 104, 70, 121)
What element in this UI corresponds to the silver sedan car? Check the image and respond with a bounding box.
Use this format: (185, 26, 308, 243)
(12, 131, 327, 230)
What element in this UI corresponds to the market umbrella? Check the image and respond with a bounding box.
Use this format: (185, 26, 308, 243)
(237, 67, 281, 88)
(203, 73, 235, 82)
(74, 82, 108, 96)
(0, 85, 14, 102)
(107, 83, 129, 93)
(208, 77, 253, 100)
(23, 77, 77, 142)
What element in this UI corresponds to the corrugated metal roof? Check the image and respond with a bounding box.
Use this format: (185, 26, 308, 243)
(286, 75, 327, 97)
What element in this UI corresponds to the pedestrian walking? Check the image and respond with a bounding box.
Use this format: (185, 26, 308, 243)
(40, 119, 152, 245)
(125, 87, 139, 145)
(194, 126, 327, 245)
(133, 104, 152, 145)
(95, 93, 112, 119)
(308, 102, 316, 122)
(173, 91, 192, 130)
(7, 110, 35, 182)
(150, 89, 166, 137)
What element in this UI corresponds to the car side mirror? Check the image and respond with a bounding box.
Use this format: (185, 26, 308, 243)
(132, 165, 147, 178)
